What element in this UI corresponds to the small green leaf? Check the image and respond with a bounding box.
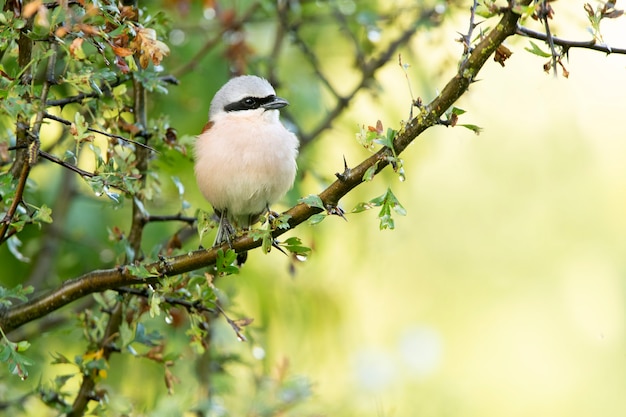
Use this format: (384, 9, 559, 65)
(357, 188, 407, 230)
(308, 213, 327, 225)
(351, 201, 374, 213)
(33, 204, 53, 223)
(525, 41, 552, 58)
(460, 124, 482, 135)
(362, 161, 379, 182)
(149, 292, 162, 318)
(280, 237, 312, 256)
(272, 213, 292, 230)
(298, 195, 325, 210)
(216, 249, 239, 275)
(0, 284, 33, 307)
(126, 264, 159, 279)
(133, 323, 163, 347)
(196, 209, 215, 243)
(450, 106, 467, 116)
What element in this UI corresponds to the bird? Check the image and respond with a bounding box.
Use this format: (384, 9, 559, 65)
(194, 75, 299, 261)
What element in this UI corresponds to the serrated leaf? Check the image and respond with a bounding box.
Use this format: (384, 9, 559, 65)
(281, 237, 312, 255)
(126, 264, 159, 279)
(298, 195, 325, 210)
(216, 248, 239, 275)
(273, 214, 292, 230)
(0, 284, 33, 307)
(33, 204, 53, 223)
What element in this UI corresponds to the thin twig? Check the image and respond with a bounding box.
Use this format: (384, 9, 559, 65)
(459, 0, 479, 71)
(516, 25, 626, 55)
(540, 0, 558, 76)
(43, 112, 157, 153)
(46, 76, 128, 107)
(38, 149, 96, 178)
(115, 287, 216, 314)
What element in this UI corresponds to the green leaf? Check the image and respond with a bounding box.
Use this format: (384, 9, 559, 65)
(0, 284, 33, 307)
(450, 106, 467, 115)
(149, 292, 162, 318)
(273, 213, 292, 230)
(460, 124, 482, 135)
(280, 237, 312, 256)
(351, 201, 374, 213)
(355, 188, 406, 230)
(308, 213, 327, 225)
(525, 41, 552, 58)
(126, 264, 160, 279)
(216, 249, 239, 275)
(32, 204, 53, 223)
(373, 127, 396, 149)
(0, 334, 33, 380)
(362, 160, 379, 182)
(298, 194, 325, 210)
(196, 209, 215, 243)
(133, 323, 163, 347)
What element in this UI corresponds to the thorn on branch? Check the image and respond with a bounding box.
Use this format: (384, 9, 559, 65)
(335, 155, 351, 181)
(325, 204, 347, 221)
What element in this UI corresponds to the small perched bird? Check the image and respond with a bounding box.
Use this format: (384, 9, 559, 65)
(194, 75, 299, 255)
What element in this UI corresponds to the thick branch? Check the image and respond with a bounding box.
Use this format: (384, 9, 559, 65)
(1, 4, 528, 335)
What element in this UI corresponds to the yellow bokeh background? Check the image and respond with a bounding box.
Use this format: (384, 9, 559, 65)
(228, 7, 626, 416)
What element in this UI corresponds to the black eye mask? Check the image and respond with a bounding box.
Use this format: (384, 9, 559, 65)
(224, 95, 278, 112)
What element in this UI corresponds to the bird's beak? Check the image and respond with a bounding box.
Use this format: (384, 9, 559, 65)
(261, 96, 289, 110)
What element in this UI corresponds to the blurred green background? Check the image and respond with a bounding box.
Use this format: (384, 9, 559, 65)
(3, 1, 626, 416)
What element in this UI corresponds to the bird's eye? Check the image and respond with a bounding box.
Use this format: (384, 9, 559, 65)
(224, 96, 260, 112)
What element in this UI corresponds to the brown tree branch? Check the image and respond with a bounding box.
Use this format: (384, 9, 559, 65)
(1, 3, 530, 335)
(1, 40, 57, 244)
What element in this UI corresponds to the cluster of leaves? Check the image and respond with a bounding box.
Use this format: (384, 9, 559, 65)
(0, 285, 34, 380)
(354, 120, 407, 229)
(0, 0, 176, 259)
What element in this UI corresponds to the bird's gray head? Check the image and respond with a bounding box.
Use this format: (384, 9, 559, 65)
(209, 75, 289, 120)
